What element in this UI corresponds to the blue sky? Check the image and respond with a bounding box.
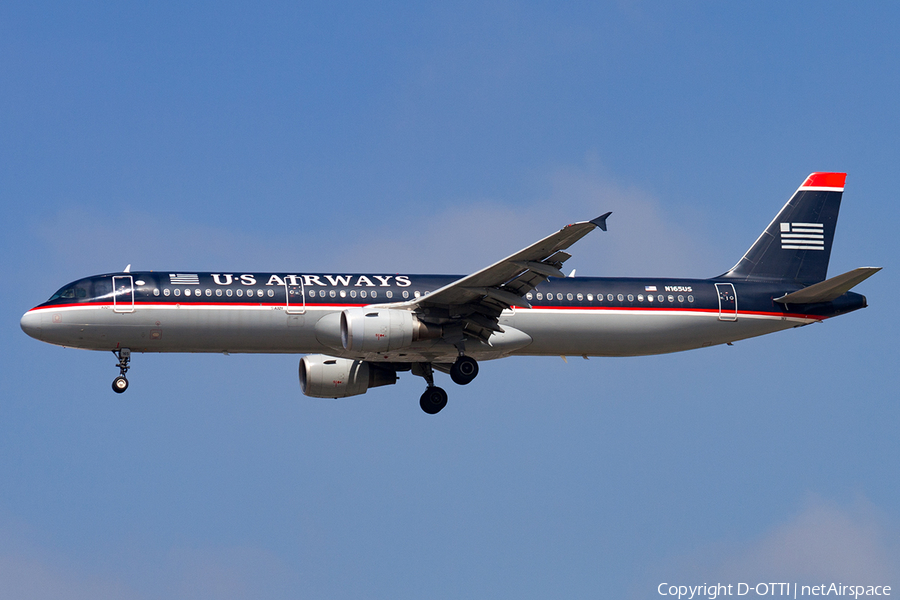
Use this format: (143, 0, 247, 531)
(2, 2, 898, 598)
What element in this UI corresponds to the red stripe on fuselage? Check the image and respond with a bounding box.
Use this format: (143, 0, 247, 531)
(26, 301, 826, 322)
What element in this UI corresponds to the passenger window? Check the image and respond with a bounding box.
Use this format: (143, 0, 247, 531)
(174, 289, 181, 297)
(587, 294, 593, 301)
(216, 289, 222, 297)
(566, 293, 573, 301)
(647, 294, 653, 302)
(526, 292, 533, 300)
(340, 290, 347, 298)
(627, 294, 634, 302)
(667, 295, 674, 303)
(638, 294, 644, 301)
(206, 289, 212, 297)
(688, 295, 694, 302)
(557, 293, 563, 301)
(319, 290, 325, 297)
(184, 289, 191, 297)
(329, 290, 336, 298)
(386, 291, 392, 299)
(350, 290, 357, 298)
(361, 290, 368, 299)
(268, 289, 275, 297)
(163, 289, 170, 297)
(309, 289, 316, 297)
(576, 293, 583, 301)
(617, 294, 624, 301)
(153, 289, 160, 297)
(226, 289, 233, 297)
(236, 289, 243, 297)
(536, 292, 543, 300)
(607, 294, 614, 301)
(677, 295, 684, 302)
(402, 291, 409, 299)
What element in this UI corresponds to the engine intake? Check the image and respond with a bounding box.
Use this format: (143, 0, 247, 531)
(299, 354, 397, 398)
(340, 307, 440, 353)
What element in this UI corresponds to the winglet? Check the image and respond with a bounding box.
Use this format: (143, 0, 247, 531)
(590, 212, 612, 232)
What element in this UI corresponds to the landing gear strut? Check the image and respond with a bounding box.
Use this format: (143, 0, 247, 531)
(414, 362, 448, 414)
(112, 348, 131, 393)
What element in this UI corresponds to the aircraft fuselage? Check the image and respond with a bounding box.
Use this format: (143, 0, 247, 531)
(20, 271, 866, 362)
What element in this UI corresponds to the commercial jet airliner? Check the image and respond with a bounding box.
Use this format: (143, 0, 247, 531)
(21, 173, 879, 413)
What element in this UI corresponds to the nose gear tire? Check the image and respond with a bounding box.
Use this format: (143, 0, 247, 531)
(112, 376, 129, 393)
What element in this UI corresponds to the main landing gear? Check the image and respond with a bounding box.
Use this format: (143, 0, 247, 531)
(415, 355, 479, 414)
(112, 348, 131, 393)
(450, 355, 479, 385)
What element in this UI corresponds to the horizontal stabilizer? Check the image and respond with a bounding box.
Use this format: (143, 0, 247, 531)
(775, 267, 881, 304)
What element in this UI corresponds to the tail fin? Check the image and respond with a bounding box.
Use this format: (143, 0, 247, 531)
(722, 172, 845, 285)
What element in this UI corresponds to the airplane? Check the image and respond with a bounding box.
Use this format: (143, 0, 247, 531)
(21, 172, 879, 414)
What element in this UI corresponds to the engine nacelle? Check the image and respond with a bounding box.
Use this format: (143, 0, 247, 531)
(340, 307, 439, 353)
(299, 354, 397, 398)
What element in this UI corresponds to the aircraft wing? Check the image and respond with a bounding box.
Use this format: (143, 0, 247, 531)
(377, 212, 611, 343)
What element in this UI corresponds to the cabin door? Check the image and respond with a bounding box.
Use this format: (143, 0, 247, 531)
(715, 283, 737, 321)
(285, 277, 306, 314)
(112, 275, 135, 313)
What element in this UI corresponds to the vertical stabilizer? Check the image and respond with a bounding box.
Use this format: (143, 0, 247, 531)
(722, 172, 845, 285)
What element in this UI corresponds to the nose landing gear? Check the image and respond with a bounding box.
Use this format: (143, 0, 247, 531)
(112, 348, 131, 393)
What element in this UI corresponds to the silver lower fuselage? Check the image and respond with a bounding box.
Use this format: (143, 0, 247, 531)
(20, 302, 810, 363)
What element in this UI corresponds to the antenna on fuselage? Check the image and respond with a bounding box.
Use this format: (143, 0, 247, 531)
(123, 264, 131, 273)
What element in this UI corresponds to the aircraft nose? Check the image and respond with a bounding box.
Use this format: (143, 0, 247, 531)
(20, 310, 42, 340)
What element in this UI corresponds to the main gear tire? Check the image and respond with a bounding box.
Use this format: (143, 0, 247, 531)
(419, 386, 448, 414)
(450, 356, 479, 385)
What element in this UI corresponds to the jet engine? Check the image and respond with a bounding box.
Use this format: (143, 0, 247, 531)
(299, 354, 398, 398)
(340, 307, 440, 353)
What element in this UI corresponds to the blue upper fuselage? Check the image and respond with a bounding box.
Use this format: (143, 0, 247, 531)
(25, 271, 867, 322)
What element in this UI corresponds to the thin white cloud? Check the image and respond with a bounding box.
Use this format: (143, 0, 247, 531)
(0, 533, 301, 600)
(650, 495, 899, 593)
(331, 157, 718, 276)
(156, 546, 302, 600)
(0, 553, 143, 600)
(30, 158, 717, 283)
(716, 495, 899, 583)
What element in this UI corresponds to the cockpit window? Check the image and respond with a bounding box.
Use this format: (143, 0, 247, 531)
(50, 283, 85, 301)
(48, 278, 110, 302)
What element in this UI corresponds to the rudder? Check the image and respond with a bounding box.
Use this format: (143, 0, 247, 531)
(722, 172, 845, 285)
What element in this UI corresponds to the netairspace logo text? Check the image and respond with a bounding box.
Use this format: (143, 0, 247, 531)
(658, 582, 891, 599)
